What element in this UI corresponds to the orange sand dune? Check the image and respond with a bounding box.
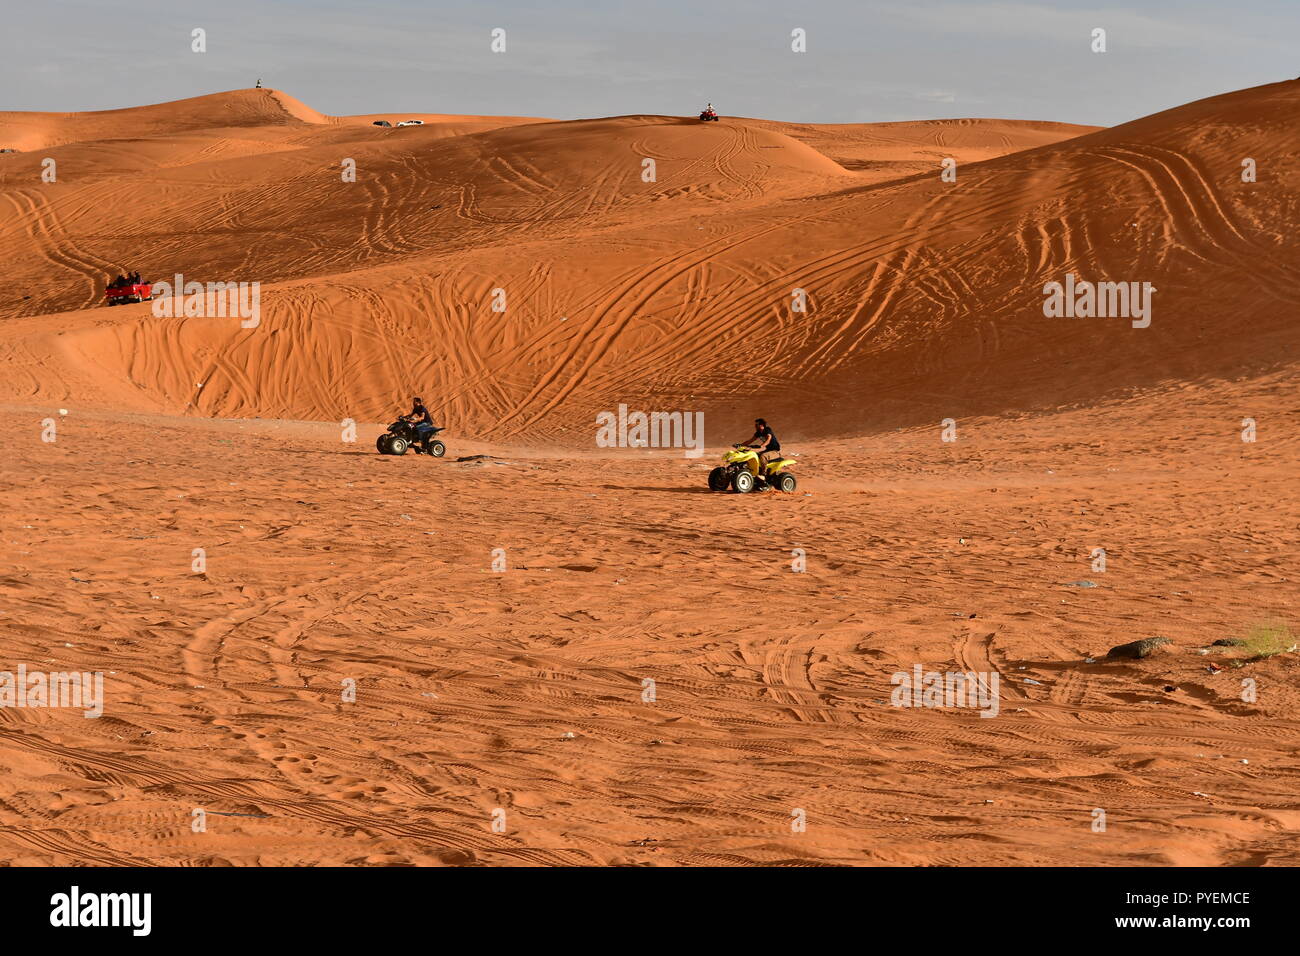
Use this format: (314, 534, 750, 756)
(1, 82, 1298, 867)
(0, 86, 1103, 429)
(2, 81, 1295, 439)
(741, 116, 1100, 182)
(0, 88, 547, 151)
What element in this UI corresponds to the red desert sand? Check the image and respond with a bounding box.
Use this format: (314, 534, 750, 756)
(0, 85, 1297, 865)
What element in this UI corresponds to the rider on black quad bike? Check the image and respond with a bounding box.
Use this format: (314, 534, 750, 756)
(377, 396, 447, 456)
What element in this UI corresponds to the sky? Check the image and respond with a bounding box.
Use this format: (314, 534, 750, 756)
(4, 0, 1297, 127)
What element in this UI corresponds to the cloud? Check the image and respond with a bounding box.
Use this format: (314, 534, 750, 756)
(884, 1, 1287, 52)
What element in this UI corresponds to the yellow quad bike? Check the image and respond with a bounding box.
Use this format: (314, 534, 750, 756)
(708, 445, 798, 494)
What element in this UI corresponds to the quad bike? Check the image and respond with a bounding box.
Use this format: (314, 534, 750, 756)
(377, 420, 446, 457)
(708, 445, 797, 493)
(699, 108, 720, 122)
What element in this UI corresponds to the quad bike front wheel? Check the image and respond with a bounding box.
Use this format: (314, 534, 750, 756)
(708, 467, 729, 491)
(389, 436, 409, 456)
(427, 440, 446, 458)
(731, 470, 755, 494)
(776, 473, 797, 493)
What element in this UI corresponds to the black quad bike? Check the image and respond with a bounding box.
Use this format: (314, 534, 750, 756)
(377, 420, 446, 457)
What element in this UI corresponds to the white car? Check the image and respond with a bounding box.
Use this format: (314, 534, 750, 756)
(396, 120, 424, 127)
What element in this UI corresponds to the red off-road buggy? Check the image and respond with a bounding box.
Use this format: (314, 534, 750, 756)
(104, 282, 154, 306)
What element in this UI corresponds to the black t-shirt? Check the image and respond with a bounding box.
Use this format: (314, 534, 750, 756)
(756, 425, 779, 452)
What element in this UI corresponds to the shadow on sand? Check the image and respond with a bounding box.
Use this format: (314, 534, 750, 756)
(601, 484, 717, 494)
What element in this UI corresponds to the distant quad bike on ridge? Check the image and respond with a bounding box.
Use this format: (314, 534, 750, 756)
(709, 444, 797, 493)
(699, 107, 720, 122)
(376, 420, 446, 457)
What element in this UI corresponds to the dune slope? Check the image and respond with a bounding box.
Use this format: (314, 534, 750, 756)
(0, 87, 1116, 436)
(2, 82, 1295, 442)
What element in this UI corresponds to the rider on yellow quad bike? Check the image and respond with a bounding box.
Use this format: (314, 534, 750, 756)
(745, 418, 779, 464)
(708, 418, 798, 493)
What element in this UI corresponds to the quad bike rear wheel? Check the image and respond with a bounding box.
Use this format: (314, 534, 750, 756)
(777, 473, 797, 493)
(376, 435, 392, 454)
(427, 440, 446, 458)
(731, 470, 755, 494)
(708, 467, 729, 491)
